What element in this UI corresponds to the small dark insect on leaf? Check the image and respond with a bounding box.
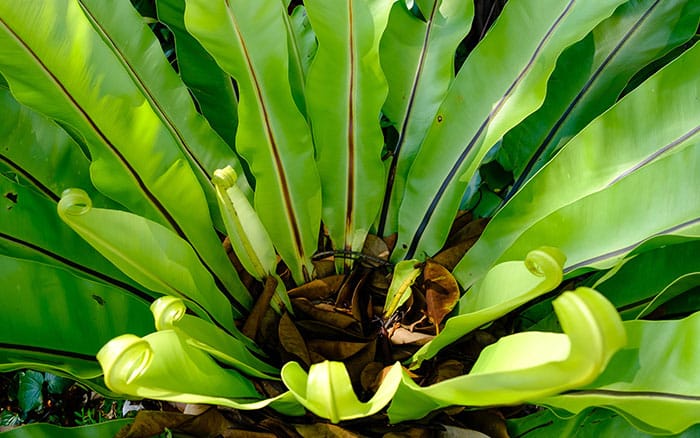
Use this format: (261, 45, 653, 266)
(91, 295, 105, 306)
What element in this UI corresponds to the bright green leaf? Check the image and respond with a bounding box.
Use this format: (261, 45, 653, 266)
(0, 0, 244, 305)
(394, 0, 627, 261)
(539, 313, 700, 435)
(410, 247, 565, 367)
(501, 0, 700, 194)
(57, 188, 248, 324)
(378, 0, 474, 236)
(97, 330, 303, 416)
(0, 255, 153, 385)
(388, 288, 626, 422)
(282, 360, 403, 423)
(185, 0, 322, 284)
(383, 259, 421, 317)
(456, 41, 700, 286)
(150, 296, 278, 379)
(304, 0, 393, 265)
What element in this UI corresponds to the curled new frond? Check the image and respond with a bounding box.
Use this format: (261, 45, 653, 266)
(58, 188, 92, 216)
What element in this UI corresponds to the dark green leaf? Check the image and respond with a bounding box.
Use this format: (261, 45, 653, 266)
(17, 370, 43, 414)
(0, 419, 133, 437)
(44, 372, 71, 395)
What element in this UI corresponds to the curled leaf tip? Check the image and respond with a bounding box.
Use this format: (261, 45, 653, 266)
(151, 296, 187, 331)
(97, 334, 153, 390)
(212, 165, 238, 188)
(525, 246, 566, 277)
(58, 188, 92, 216)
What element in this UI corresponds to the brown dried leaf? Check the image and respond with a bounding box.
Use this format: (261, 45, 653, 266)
(221, 430, 278, 438)
(117, 408, 233, 438)
(279, 312, 311, 366)
(350, 275, 372, 322)
(288, 275, 345, 301)
(434, 217, 488, 270)
(440, 425, 492, 438)
(312, 259, 337, 279)
(360, 362, 385, 393)
(309, 350, 327, 364)
(242, 276, 278, 340)
(383, 233, 398, 253)
(291, 297, 358, 329)
(342, 340, 377, 384)
(383, 428, 432, 438)
(294, 423, 361, 438)
(295, 320, 370, 341)
(335, 269, 361, 308)
(445, 211, 474, 244)
(362, 234, 390, 263)
(389, 327, 434, 346)
(307, 339, 369, 361)
(364, 364, 419, 394)
(423, 261, 460, 332)
(460, 409, 510, 438)
(369, 270, 391, 291)
(258, 418, 304, 438)
(430, 359, 464, 385)
(224, 237, 260, 295)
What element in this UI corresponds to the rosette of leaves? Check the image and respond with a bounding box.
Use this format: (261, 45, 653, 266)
(1, 0, 699, 435)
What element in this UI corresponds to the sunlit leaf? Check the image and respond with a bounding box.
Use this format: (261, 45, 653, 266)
(394, 0, 627, 261)
(185, 0, 322, 284)
(388, 288, 626, 422)
(411, 247, 565, 367)
(57, 189, 247, 324)
(97, 330, 303, 416)
(383, 259, 422, 317)
(539, 313, 700, 435)
(304, 0, 393, 265)
(150, 296, 277, 379)
(282, 360, 403, 423)
(457, 42, 700, 286)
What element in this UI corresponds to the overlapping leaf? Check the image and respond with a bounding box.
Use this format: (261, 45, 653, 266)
(76, 0, 247, 216)
(456, 41, 700, 287)
(155, 0, 240, 150)
(377, 0, 474, 236)
(150, 296, 277, 379)
(304, 0, 393, 264)
(97, 331, 302, 416)
(57, 189, 249, 324)
(0, 255, 153, 385)
(410, 247, 565, 367)
(1, 167, 145, 295)
(0, 0, 244, 305)
(185, 0, 321, 284)
(593, 239, 700, 319)
(540, 313, 700, 435)
(388, 288, 626, 422)
(393, 0, 627, 261)
(285, 3, 316, 116)
(282, 360, 403, 423)
(507, 407, 700, 438)
(500, 0, 700, 196)
(0, 87, 97, 203)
